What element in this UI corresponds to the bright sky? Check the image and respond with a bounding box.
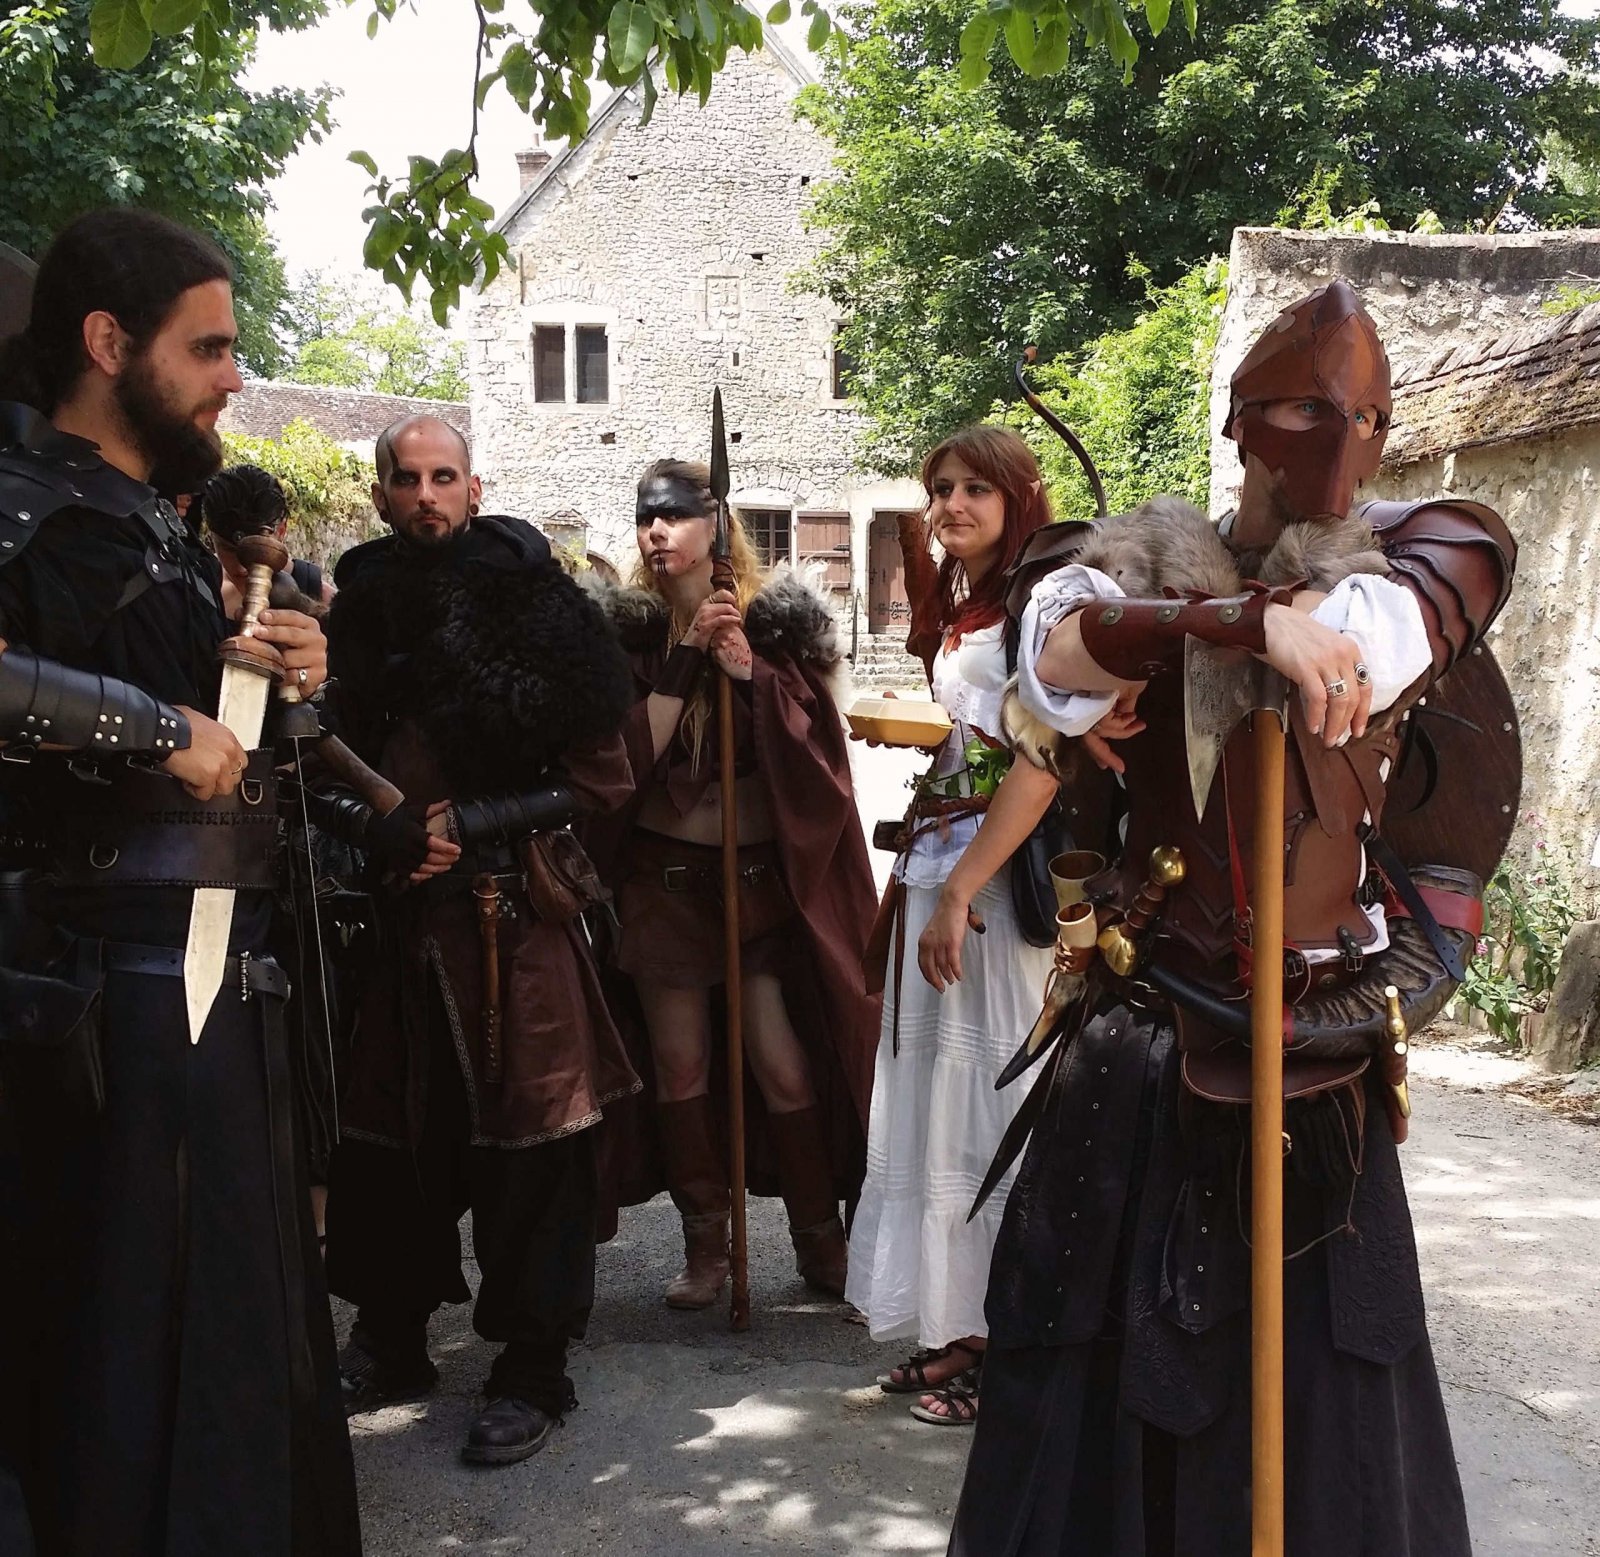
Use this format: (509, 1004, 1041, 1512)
(252, 1, 1600, 281)
(247, 6, 531, 279)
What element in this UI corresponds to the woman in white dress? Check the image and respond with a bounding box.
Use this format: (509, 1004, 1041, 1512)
(846, 425, 1063, 1425)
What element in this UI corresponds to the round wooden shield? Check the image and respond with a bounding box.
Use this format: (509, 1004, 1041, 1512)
(1384, 642, 1522, 883)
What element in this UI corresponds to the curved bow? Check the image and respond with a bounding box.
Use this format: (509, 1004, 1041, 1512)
(1014, 345, 1108, 518)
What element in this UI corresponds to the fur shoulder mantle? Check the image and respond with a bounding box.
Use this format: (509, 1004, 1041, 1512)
(584, 564, 844, 669)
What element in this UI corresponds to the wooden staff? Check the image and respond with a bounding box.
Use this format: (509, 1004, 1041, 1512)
(708, 388, 750, 1331)
(1250, 708, 1287, 1556)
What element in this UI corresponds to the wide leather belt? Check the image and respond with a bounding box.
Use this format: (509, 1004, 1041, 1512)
(662, 860, 777, 894)
(39, 749, 280, 890)
(102, 939, 290, 1000)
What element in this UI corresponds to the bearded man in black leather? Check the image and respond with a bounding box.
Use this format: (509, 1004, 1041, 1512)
(0, 210, 358, 1557)
(313, 414, 641, 1469)
(948, 281, 1516, 1557)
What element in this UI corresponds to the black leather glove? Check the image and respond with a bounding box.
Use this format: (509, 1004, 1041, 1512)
(364, 804, 434, 876)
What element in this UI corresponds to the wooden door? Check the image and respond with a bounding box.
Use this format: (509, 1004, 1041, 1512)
(797, 512, 850, 594)
(868, 512, 913, 632)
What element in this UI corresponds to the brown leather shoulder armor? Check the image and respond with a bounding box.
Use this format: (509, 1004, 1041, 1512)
(1001, 518, 1098, 626)
(1359, 497, 1516, 676)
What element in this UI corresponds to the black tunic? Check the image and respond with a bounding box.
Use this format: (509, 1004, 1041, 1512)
(0, 421, 361, 1557)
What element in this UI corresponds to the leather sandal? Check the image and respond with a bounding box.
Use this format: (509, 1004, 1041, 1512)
(875, 1339, 982, 1395)
(908, 1361, 982, 1426)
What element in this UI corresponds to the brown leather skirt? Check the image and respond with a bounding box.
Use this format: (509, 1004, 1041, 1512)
(615, 831, 795, 988)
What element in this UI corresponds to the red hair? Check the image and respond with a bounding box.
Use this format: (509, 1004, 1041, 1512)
(921, 424, 1053, 642)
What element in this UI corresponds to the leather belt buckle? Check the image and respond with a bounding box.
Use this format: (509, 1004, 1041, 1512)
(662, 865, 690, 893)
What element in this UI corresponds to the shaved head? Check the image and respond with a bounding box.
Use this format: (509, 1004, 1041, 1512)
(374, 413, 471, 484)
(372, 414, 480, 549)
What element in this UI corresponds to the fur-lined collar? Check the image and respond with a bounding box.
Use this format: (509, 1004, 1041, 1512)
(584, 564, 844, 667)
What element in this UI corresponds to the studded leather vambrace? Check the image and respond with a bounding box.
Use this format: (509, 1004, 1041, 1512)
(0, 645, 192, 755)
(1077, 587, 1294, 682)
(454, 785, 576, 849)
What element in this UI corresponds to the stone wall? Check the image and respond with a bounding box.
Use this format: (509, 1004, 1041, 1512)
(1370, 433, 1600, 882)
(469, 44, 920, 587)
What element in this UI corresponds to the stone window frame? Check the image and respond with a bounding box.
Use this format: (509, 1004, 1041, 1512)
(525, 308, 618, 409)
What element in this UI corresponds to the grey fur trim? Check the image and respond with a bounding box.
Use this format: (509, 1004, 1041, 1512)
(1073, 496, 1240, 600)
(1254, 518, 1389, 591)
(744, 563, 842, 668)
(583, 564, 844, 668)
(1072, 496, 1388, 599)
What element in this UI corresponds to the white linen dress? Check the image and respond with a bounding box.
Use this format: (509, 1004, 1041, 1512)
(846, 624, 1054, 1347)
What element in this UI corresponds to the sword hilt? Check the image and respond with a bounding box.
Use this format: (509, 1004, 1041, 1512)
(1098, 846, 1186, 978)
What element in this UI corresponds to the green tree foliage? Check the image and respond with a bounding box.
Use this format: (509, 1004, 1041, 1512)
(222, 417, 379, 566)
(282, 272, 469, 401)
(72, 0, 1178, 323)
(0, 0, 333, 376)
(800, 0, 1600, 470)
(1021, 258, 1224, 519)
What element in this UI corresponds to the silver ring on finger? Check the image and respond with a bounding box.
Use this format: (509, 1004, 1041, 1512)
(297, 667, 309, 686)
(1324, 678, 1349, 699)
(1354, 662, 1371, 686)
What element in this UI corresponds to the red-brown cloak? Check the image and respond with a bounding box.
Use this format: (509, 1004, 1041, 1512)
(582, 567, 881, 1207)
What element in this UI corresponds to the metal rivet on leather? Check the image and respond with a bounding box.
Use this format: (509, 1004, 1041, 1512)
(1092, 1102, 1100, 1110)
(151, 563, 160, 574)
(1197, 1264, 1204, 1273)
(1071, 1212, 1078, 1219)
(1200, 1225, 1208, 1234)
(17, 511, 29, 521)
(1099, 605, 1124, 626)
(1218, 603, 1242, 624)
(1155, 603, 1179, 622)
(1, 542, 11, 549)
(1192, 1303, 1201, 1312)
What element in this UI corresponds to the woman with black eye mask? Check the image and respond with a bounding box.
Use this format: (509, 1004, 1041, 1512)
(584, 459, 880, 1311)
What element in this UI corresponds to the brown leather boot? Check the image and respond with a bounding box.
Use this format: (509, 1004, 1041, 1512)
(657, 1096, 731, 1310)
(766, 1105, 848, 1297)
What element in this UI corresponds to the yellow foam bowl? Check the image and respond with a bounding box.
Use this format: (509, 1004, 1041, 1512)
(845, 696, 955, 750)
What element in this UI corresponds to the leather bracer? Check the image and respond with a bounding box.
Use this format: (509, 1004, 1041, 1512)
(1077, 587, 1293, 681)
(299, 787, 376, 846)
(455, 785, 575, 848)
(0, 645, 192, 756)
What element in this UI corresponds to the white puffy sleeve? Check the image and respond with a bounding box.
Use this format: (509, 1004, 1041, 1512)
(1310, 574, 1431, 713)
(1015, 564, 1126, 738)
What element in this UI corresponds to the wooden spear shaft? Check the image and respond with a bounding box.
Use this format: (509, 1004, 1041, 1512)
(1250, 709, 1287, 1556)
(714, 560, 751, 1333)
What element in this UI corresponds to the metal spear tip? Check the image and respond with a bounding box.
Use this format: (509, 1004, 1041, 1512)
(709, 386, 731, 563)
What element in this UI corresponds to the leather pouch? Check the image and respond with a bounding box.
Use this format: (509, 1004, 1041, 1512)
(519, 830, 610, 923)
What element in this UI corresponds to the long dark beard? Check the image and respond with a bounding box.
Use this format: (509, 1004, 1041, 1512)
(119, 354, 223, 494)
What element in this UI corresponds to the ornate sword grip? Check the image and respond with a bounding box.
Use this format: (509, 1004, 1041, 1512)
(1098, 845, 1186, 977)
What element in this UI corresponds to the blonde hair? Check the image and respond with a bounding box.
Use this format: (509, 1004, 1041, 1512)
(630, 458, 767, 768)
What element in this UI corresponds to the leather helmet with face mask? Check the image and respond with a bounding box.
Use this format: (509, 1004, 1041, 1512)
(1226, 278, 1391, 523)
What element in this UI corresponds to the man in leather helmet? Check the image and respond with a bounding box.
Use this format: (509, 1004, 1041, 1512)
(947, 280, 1516, 1556)
(0, 210, 360, 1557)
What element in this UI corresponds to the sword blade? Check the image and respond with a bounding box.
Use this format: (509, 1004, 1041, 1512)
(183, 664, 271, 1043)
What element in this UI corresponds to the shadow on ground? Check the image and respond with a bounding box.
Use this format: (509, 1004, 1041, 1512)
(343, 1194, 969, 1555)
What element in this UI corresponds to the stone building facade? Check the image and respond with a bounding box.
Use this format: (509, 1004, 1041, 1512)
(1213, 227, 1600, 879)
(467, 37, 922, 634)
